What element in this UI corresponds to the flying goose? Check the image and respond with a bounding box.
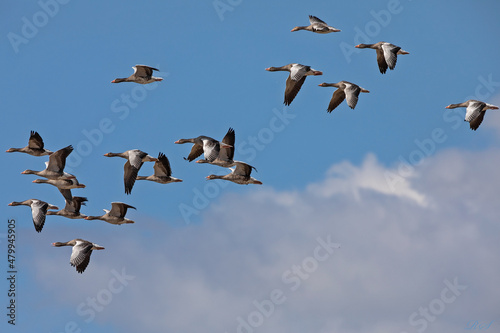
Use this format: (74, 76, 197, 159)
(84, 202, 136, 225)
(111, 65, 163, 84)
(8, 199, 58, 232)
(52, 239, 104, 273)
(291, 15, 341, 33)
(206, 161, 262, 185)
(195, 128, 236, 167)
(104, 149, 158, 194)
(32, 177, 85, 190)
(266, 64, 323, 105)
(355, 42, 409, 74)
(136, 152, 183, 184)
(445, 100, 499, 130)
(6, 131, 53, 156)
(21, 145, 75, 179)
(47, 197, 88, 219)
(318, 81, 370, 112)
(175, 134, 232, 162)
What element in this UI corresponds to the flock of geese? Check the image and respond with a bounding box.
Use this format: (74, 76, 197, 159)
(7, 14, 499, 274)
(7, 122, 261, 272)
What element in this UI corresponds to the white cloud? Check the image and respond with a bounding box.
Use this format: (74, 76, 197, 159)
(24, 148, 500, 333)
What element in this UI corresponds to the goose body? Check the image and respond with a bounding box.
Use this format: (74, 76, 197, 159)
(355, 42, 409, 74)
(47, 197, 88, 219)
(21, 145, 74, 179)
(266, 63, 323, 105)
(52, 238, 104, 273)
(111, 65, 163, 84)
(206, 162, 262, 185)
(8, 199, 58, 232)
(445, 100, 499, 130)
(319, 81, 370, 112)
(6, 131, 53, 156)
(85, 202, 136, 225)
(291, 15, 341, 33)
(104, 149, 158, 194)
(136, 152, 182, 184)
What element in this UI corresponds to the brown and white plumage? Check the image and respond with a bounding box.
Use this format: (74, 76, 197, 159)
(21, 145, 74, 180)
(47, 197, 88, 219)
(206, 161, 262, 185)
(291, 15, 341, 33)
(8, 199, 58, 232)
(266, 64, 323, 105)
(111, 65, 163, 84)
(104, 149, 158, 194)
(6, 131, 53, 156)
(136, 152, 183, 184)
(52, 239, 104, 273)
(195, 128, 236, 167)
(355, 42, 409, 74)
(175, 134, 232, 162)
(319, 81, 370, 112)
(445, 100, 499, 130)
(85, 202, 136, 225)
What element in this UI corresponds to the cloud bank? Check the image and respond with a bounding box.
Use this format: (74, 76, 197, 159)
(24, 148, 500, 333)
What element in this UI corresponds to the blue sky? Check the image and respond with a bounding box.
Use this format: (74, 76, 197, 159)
(2, 0, 500, 332)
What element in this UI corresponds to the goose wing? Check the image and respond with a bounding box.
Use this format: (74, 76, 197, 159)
(233, 162, 255, 179)
(154, 153, 172, 177)
(123, 160, 141, 194)
(202, 139, 221, 162)
(29, 131, 45, 149)
(133, 65, 158, 79)
(309, 15, 327, 25)
(328, 88, 346, 112)
(58, 188, 73, 203)
(343, 83, 361, 109)
(31, 200, 48, 233)
(465, 101, 486, 130)
(109, 202, 136, 218)
(47, 145, 73, 173)
(285, 75, 306, 106)
(219, 128, 235, 161)
(70, 240, 93, 273)
(381, 43, 401, 70)
(185, 143, 204, 162)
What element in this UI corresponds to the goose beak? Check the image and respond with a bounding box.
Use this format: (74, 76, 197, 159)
(174, 140, 181, 144)
(445, 105, 451, 109)
(265, 68, 271, 71)
(355, 44, 361, 48)
(111, 80, 116, 83)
